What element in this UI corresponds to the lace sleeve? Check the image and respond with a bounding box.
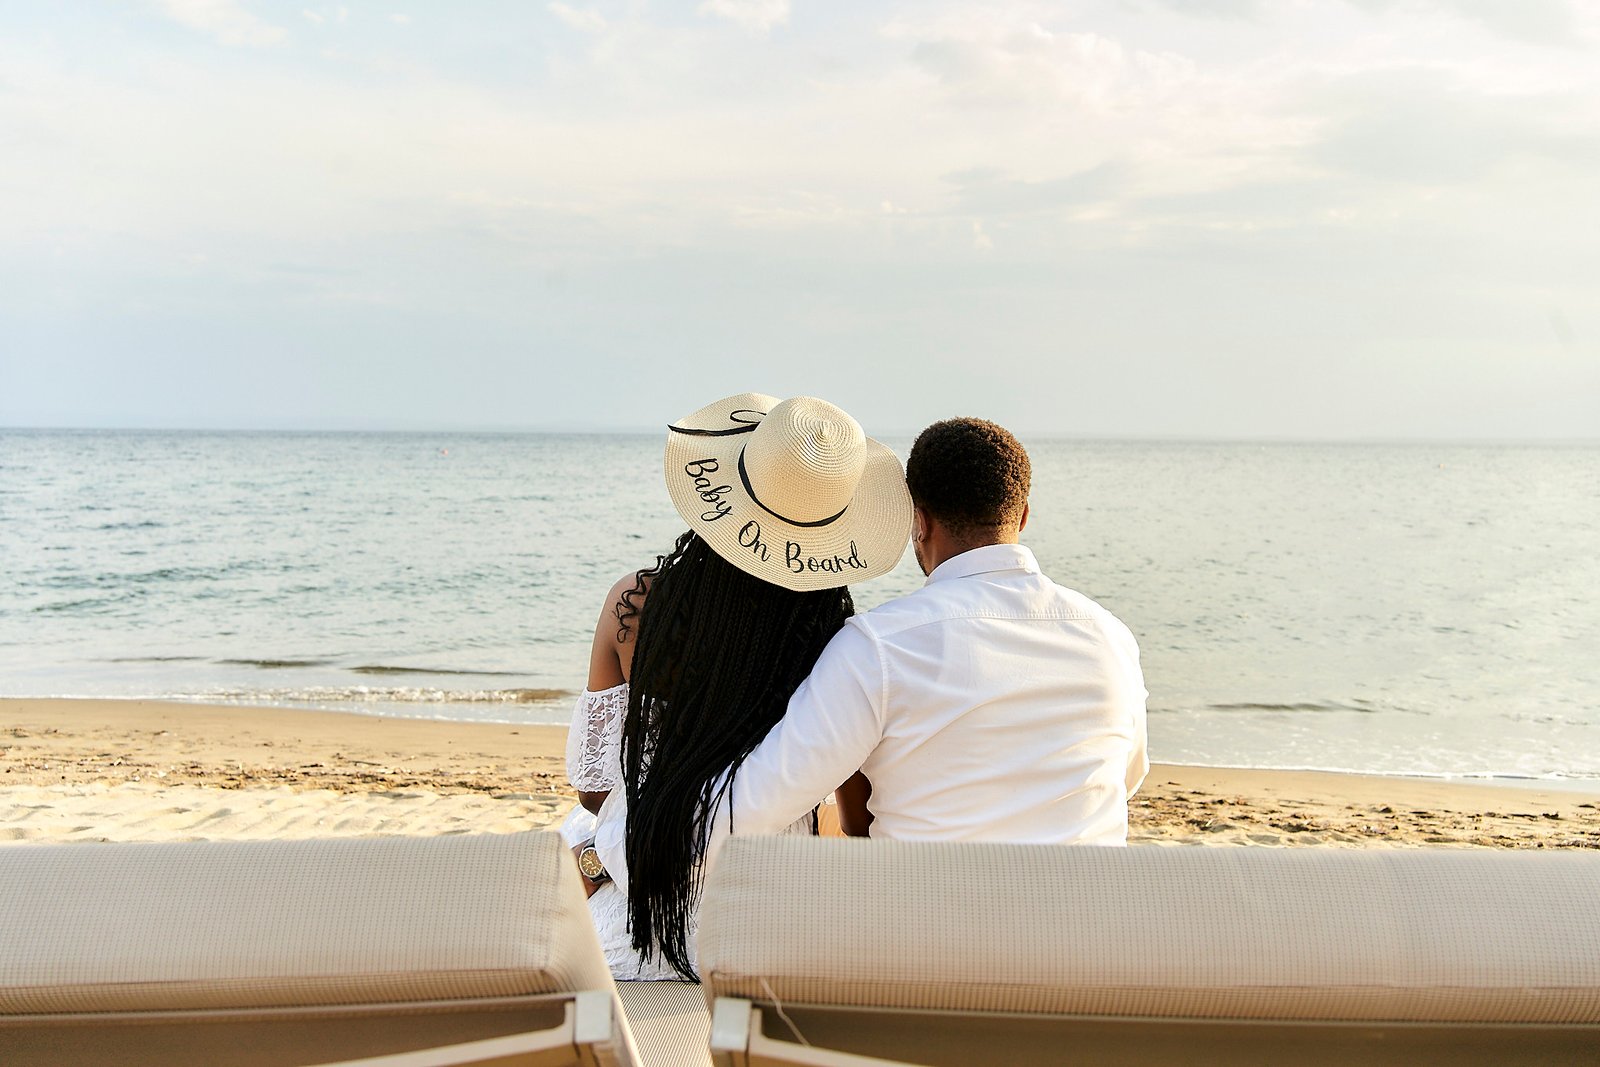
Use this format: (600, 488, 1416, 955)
(565, 684, 628, 792)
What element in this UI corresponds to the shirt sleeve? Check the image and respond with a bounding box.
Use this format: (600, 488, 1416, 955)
(1107, 617, 1150, 798)
(599, 622, 885, 884)
(723, 620, 886, 838)
(1125, 696, 1150, 798)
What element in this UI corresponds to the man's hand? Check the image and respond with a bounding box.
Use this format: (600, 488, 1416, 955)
(835, 771, 874, 837)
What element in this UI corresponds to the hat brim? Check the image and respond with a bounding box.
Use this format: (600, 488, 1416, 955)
(663, 393, 912, 592)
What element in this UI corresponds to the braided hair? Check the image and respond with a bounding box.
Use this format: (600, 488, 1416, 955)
(617, 530, 854, 979)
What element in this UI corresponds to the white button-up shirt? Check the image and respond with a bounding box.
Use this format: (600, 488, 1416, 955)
(725, 543, 1149, 846)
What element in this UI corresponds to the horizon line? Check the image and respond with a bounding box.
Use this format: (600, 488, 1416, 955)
(3, 423, 1598, 448)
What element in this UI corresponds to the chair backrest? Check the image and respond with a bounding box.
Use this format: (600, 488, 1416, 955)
(0, 831, 635, 1067)
(698, 837, 1600, 1065)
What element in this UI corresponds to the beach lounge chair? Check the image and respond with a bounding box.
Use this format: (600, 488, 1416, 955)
(0, 831, 640, 1066)
(698, 837, 1600, 1066)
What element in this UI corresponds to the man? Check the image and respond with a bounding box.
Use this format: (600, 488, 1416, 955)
(721, 416, 1148, 845)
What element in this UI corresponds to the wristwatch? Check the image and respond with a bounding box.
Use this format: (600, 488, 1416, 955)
(578, 841, 610, 884)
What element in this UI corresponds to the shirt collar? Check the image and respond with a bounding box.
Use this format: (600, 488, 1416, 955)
(924, 543, 1040, 585)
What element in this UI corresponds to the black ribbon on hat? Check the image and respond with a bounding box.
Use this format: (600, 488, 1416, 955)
(666, 410, 766, 437)
(736, 448, 848, 529)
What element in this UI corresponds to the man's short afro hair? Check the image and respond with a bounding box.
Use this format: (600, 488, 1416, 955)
(905, 418, 1031, 536)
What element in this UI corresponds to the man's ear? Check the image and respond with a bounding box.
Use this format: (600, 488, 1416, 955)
(1018, 502, 1030, 533)
(913, 505, 930, 543)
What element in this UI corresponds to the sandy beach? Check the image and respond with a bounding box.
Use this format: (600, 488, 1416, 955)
(2, 698, 1596, 850)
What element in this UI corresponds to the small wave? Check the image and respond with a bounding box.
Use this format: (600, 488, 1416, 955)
(38, 566, 231, 591)
(1202, 701, 1381, 714)
(218, 658, 336, 669)
(126, 566, 224, 584)
(349, 665, 525, 677)
(94, 521, 164, 531)
(106, 655, 208, 663)
(1155, 760, 1600, 789)
(33, 597, 126, 613)
(204, 685, 572, 705)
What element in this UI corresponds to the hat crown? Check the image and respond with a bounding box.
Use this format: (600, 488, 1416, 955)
(743, 397, 867, 525)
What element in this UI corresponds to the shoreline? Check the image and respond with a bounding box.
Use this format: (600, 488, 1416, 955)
(11, 694, 1599, 791)
(3, 698, 1597, 850)
(1141, 761, 1600, 795)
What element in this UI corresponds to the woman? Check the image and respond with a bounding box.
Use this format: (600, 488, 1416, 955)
(561, 392, 911, 980)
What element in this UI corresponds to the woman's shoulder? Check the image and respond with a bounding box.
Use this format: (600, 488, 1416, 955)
(605, 572, 636, 603)
(590, 569, 654, 688)
(605, 568, 655, 607)
(598, 569, 656, 654)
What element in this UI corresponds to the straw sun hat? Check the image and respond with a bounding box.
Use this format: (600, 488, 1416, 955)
(663, 393, 912, 592)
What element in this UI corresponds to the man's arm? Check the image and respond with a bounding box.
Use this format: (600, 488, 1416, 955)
(594, 621, 885, 882)
(726, 621, 886, 837)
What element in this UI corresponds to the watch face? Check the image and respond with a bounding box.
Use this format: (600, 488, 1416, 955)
(579, 848, 605, 879)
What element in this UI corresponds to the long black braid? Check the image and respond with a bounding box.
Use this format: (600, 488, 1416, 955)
(617, 530, 853, 980)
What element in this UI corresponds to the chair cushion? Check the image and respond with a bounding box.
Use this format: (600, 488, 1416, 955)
(697, 837, 1600, 1025)
(0, 831, 613, 1014)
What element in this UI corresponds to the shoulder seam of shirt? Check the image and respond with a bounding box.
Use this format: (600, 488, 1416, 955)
(856, 616, 889, 725)
(842, 615, 891, 728)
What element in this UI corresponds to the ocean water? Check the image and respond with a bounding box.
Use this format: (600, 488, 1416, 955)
(2, 429, 1597, 783)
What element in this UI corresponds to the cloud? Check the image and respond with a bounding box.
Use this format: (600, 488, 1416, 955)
(1140, 0, 1268, 20)
(1437, 0, 1582, 46)
(866, 3, 1297, 219)
(549, 2, 606, 34)
(1347, 0, 1585, 47)
(154, 0, 287, 47)
(697, 0, 790, 34)
(885, 9, 1198, 113)
(1548, 307, 1578, 352)
(1306, 71, 1600, 185)
(944, 162, 1130, 216)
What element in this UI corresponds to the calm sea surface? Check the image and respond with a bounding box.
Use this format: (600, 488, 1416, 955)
(2, 430, 1597, 783)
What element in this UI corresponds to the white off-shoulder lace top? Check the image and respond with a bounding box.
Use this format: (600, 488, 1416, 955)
(563, 682, 627, 795)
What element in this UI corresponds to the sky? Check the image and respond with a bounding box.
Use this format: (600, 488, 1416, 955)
(1, 0, 1597, 438)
